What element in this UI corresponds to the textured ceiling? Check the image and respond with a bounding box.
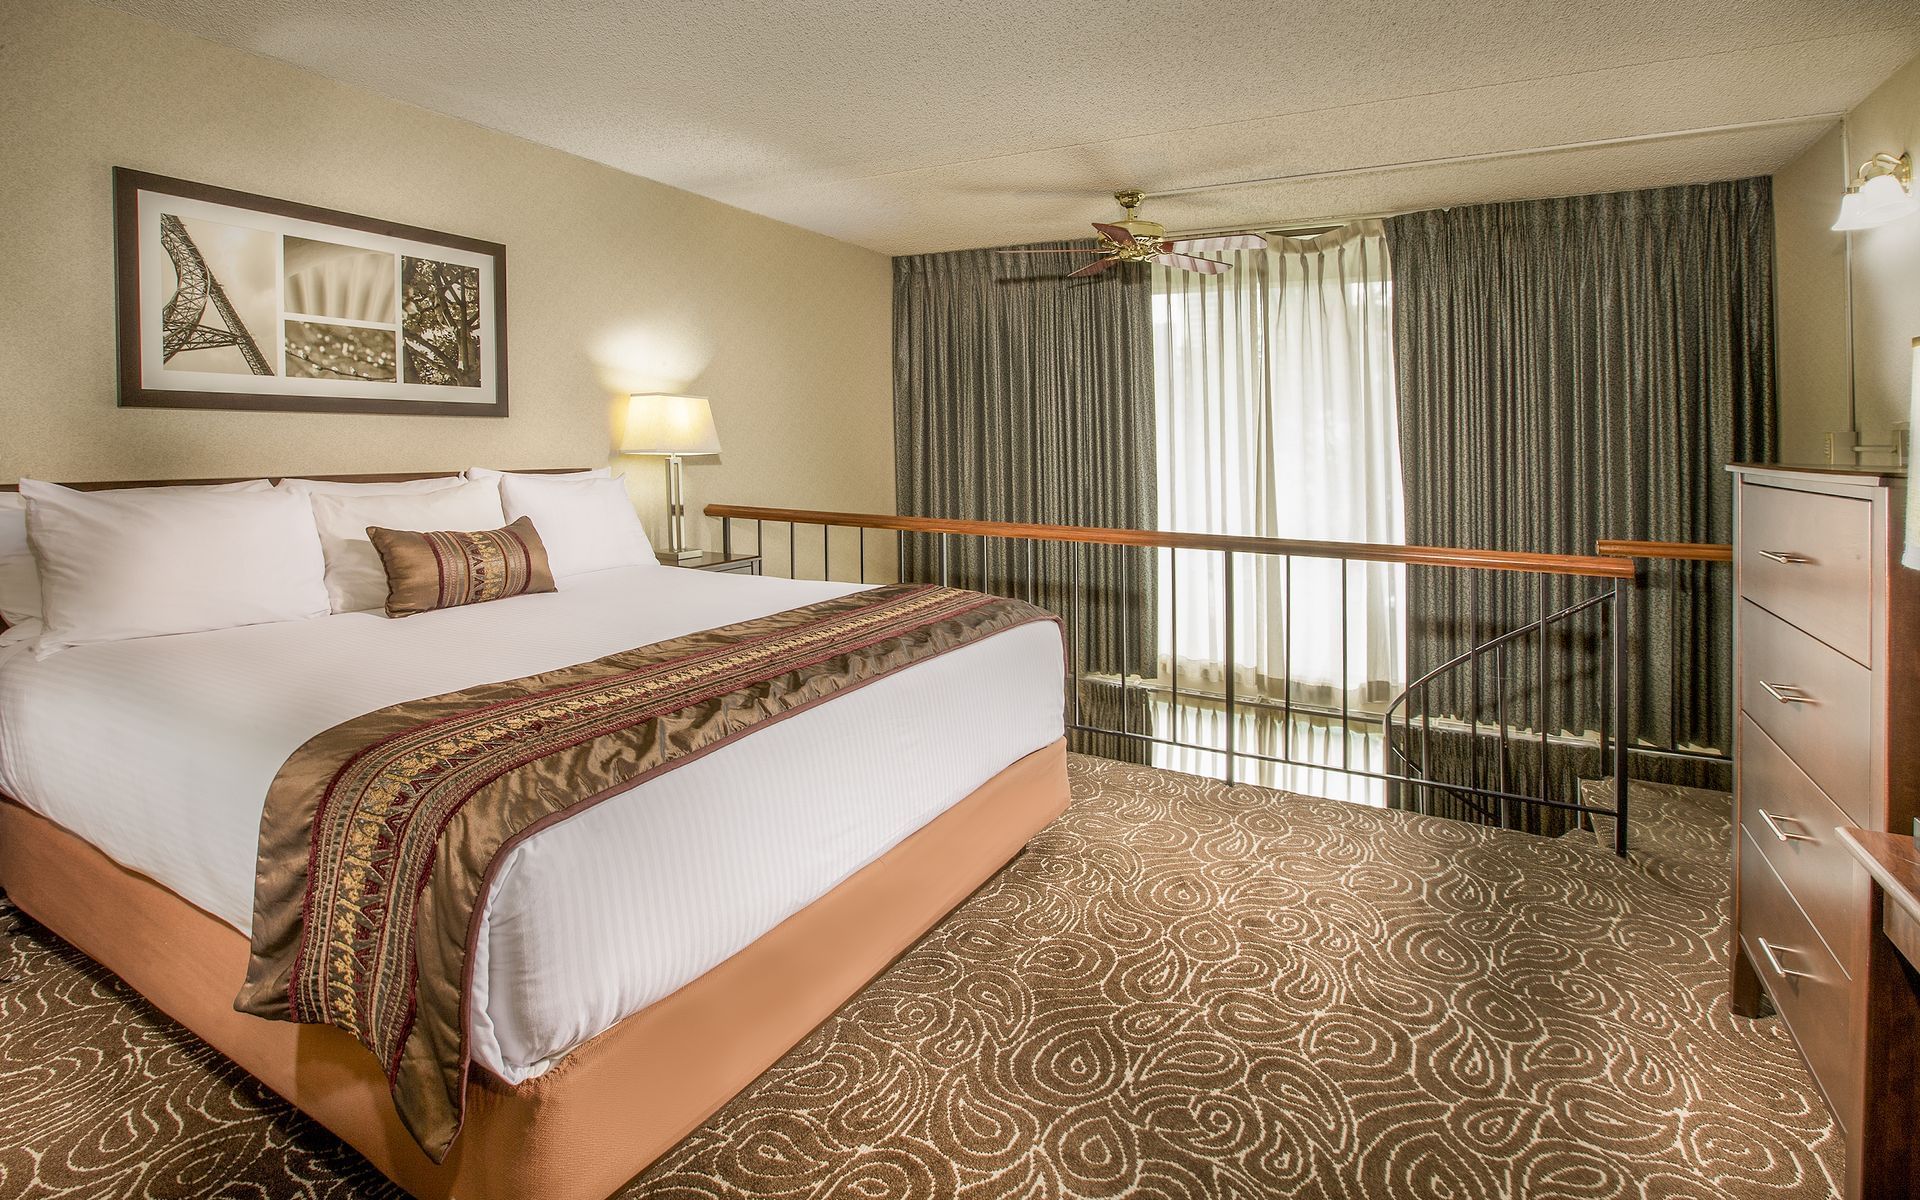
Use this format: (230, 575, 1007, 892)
(107, 0, 1920, 254)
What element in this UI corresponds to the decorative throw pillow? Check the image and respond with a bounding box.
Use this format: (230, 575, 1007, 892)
(307, 478, 507, 612)
(367, 517, 556, 617)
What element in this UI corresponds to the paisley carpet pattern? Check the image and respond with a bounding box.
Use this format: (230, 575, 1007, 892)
(0, 757, 1839, 1199)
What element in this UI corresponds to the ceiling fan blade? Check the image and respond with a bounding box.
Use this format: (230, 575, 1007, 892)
(1067, 257, 1119, 278)
(1158, 252, 1234, 275)
(995, 248, 1102, 255)
(1164, 233, 1268, 252)
(1091, 222, 1137, 245)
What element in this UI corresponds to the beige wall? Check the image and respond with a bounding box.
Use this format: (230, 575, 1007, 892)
(0, 0, 895, 559)
(1774, 54, 1920, 467)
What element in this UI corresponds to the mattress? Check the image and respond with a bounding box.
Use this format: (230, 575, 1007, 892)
(0, 566, 1064, 1082)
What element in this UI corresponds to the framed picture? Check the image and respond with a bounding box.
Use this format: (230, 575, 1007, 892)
(113, 168, 508, 417)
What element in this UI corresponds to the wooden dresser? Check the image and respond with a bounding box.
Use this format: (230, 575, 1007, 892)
(1728, 464, 1918, 1198)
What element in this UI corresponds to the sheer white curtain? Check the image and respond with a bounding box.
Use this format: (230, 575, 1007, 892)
(1152, 221, 1405, 718)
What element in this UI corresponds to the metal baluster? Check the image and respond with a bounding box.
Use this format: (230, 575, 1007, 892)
(1339, 557, 1350, 772)
(1027, 539, 1037, 606)
(1170, 547, 1180, 738)
(1537, 573, 1549, 820)
(1419, 687, 1431, 816)
(722, 516, 732, 558)
(1069, 543, 1081, 733)
(756, 520, 764, 567)
(1468, 571, 1484, 824)
(1224, 550, 1236, 786)
(859, 528, 866, 584)
(1404, 681, 1418, 813)
(1668, 560, 1681, 754)
(1496, 642, 1510, 803)
(788, 523, 796, 580)
(1612, 578, 1631, 856)
(1282, 555, 1293, 764)
(939, 533, 950, 586)
(823, 525, 830, 582)
(1597, 582, 1611, 799)
(1118, 544, 1130, 750)
(897, 532, 907, 585)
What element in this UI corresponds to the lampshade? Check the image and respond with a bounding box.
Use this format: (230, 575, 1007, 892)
(622, 394, 721, 456)
(1834, 171, 1920, 231)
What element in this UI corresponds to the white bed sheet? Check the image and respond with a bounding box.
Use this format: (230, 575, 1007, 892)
(0, 566, 1064, 1081)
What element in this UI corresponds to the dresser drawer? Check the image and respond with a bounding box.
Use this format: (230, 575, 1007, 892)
(1739, 600, 1873, 825)
(1738, 715, 1863, 979)
(1739, 824, 1857, 1131)
(1738, 482, 1873, 664)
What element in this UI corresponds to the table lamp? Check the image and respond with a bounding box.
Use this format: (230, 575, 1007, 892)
(622, 393, 721, 561)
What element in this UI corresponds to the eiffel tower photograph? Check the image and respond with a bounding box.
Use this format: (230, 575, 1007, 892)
(157, 212, 276, 377)
(114, 167, 508, 415)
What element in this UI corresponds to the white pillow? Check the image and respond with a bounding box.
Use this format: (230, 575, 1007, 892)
(0, 492, 34, 629)
(23, 480, 328, 656)
(277, 475, 466, 496)
(308, 478, 508, 613)
(2, 480, 268, 633)
(497, 474, 657, 579)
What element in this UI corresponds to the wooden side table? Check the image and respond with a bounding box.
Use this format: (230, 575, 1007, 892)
(1833, 826, 1920, 1198)
(661, 551, 762, 575)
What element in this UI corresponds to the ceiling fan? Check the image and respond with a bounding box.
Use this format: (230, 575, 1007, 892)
(998, 190, 1267, 277)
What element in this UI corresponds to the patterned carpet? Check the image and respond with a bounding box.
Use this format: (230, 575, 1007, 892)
(0, 756, 1839, 1199)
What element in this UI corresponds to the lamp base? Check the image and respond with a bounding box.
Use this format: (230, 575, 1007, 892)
(662, 546, 706, 562)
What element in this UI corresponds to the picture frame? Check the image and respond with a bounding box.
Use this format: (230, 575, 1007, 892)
(113, 167, 509, 417)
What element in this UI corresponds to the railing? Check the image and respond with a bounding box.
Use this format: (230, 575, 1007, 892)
(1378, 538, 1733, 855)
(1597, 539, 1735, 779)
(709, 503, 1651, 854)
(1382, 576, 1629, 850)
(1595, 540, 1732, 563)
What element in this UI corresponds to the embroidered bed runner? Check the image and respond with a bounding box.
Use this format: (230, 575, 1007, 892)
(235, 584, 1058, 1159)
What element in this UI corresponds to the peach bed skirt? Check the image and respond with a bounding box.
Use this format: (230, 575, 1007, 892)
(0, 738, 1070, 1200)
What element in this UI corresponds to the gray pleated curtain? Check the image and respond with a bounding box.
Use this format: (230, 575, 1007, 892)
(1385, 178, 1777, 807)
(893, 242, 1157, 760)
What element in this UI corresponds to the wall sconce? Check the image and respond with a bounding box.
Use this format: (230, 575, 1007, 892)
(1833, 152, 1918, 231)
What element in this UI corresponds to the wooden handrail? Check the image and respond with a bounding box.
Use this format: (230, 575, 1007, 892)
(1595, 539, 1733, 563)
(704, 503, 1638, 579)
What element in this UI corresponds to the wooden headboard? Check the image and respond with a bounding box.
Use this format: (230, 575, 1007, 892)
(0, 469, 590, 492)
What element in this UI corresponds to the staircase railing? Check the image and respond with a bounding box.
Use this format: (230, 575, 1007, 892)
(708, 502, 1654, 853)
(1596, 539, 1734, 775)
(1383, 585, 1629, 849)
(1384, 538, 1732, 854)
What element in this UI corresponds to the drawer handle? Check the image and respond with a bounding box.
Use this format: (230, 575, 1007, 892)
(1757, 809, 1814, 842)
(1759, 680, 1813, 705)
(1757, 937, 1813, 979)
(1758, 549, 1812, 564)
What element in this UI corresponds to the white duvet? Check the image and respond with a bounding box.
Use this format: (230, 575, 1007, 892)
(0, 566, 1064, 1081)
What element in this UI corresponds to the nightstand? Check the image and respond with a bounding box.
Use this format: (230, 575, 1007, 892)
(661, 551, 762, 575)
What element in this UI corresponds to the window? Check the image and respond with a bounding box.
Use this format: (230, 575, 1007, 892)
(1150, 223, 1405, 799)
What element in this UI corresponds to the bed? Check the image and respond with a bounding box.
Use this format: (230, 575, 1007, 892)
(0, 475, 1068, 1200)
